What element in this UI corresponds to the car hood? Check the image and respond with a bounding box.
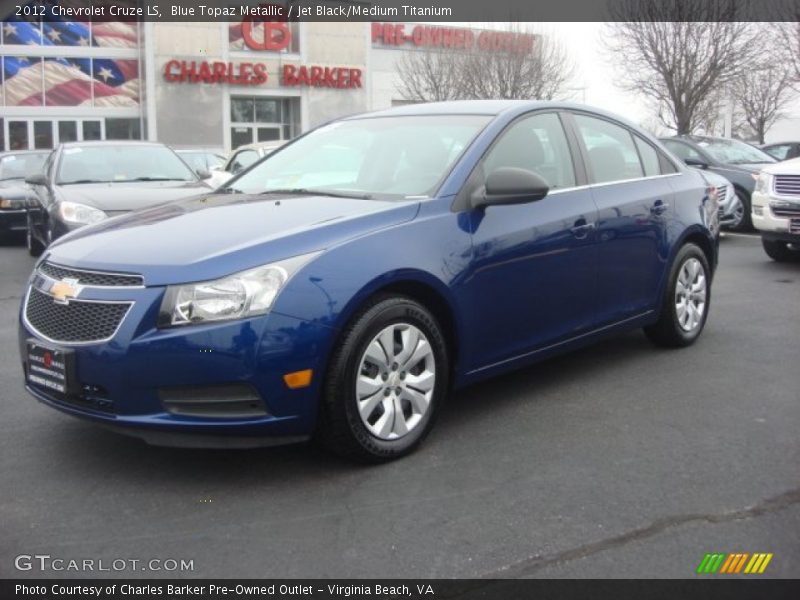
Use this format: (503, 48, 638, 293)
(721, 163, 769, 173)
(0, 179, 32, 197)
(760, 156, 800, 175)
(55, 180, 210, 212)
(44, 193, 421, 285)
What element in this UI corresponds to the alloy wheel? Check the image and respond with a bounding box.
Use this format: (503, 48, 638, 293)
(355, 323, 436, 440)
(675, 257, 707, 332)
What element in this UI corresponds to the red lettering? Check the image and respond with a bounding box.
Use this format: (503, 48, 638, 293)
(349, 68, 362, 88)
(253, 63, 268, 84)
(282, 64, 297, 86)
(163, 59, 181, 82)
(309, 66, 322, 87)
(371, 22, 382, 43)
(212, 62, 226, 83)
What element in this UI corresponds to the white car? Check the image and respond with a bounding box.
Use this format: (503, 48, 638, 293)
(752, 158, 800, 261)
(207, 141, 286, 189)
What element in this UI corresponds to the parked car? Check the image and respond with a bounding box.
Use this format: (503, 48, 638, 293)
(751, 158, 800, 261)
(25, 141, 210, 256)
(19, 101, 718, 461)
(174, 148, 226, 180)
(660, 135, 776, 232)
(0, 150, 50, 242)
(207, 141, 286, 188)
(761, 142, 800, 162)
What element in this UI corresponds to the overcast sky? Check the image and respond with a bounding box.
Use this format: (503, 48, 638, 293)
(453, 21, 800, 141)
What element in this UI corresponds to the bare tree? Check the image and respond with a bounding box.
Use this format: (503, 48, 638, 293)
(604, 0, 758, 135)
(395, 24, 574, 102)
(730, 62, 796, 143)
(395, 48, 466, 103)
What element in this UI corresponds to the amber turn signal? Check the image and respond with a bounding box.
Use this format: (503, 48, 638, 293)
(283, 369, 313, 389)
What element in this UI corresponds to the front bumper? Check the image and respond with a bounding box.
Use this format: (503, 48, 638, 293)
(752, 190, 800, 241)
(0, 208, 27, 234)
(19, 279, 337, 447)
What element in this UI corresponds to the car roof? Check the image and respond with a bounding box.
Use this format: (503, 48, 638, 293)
(59, 140, 167, 149)
(0, 149, 51, 156)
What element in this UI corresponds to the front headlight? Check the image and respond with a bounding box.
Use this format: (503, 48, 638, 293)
(754, 172, 772, 195)
(58, 201, 107, 224)
(159, 252, 320, 327)
(0, 196, 25, 209)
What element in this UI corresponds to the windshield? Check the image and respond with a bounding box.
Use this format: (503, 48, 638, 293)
(178, 151, 224, 172)
(0, 152, 49, 181)
(226, 115, 491, 198)
(57, 145, 198, 184)
(697, 138, 776, 165)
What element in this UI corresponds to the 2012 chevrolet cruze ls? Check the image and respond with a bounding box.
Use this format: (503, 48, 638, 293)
(19, 101, 719, 461)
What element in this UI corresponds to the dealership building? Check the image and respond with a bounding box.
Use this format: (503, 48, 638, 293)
(0, 18, 533, 153)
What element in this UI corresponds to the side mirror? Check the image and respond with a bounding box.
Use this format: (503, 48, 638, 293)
(196, 168, 211, 180)
(25, 173, 48, 186)
(472, 167, 549, 209)
(684, 157, 709, 169)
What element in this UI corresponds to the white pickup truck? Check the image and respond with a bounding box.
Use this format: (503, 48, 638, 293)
(752, 159, 800, 261)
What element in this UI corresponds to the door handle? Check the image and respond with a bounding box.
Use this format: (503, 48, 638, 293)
(570, 219, 596, 238)
(650, 200, 669, 215)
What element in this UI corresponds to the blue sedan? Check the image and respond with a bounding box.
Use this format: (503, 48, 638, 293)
(19, 101, 719, 461)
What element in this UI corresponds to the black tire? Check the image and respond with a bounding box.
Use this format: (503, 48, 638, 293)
(644, 243, 711, 348)
(726, 189, 752, 232)
(26, 216, 44, 257)
(317, 295, 449, 462)
(762, 238, 795, 262)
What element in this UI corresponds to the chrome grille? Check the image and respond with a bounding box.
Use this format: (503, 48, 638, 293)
(770, 203, 800, 218)
(25, 288, 131, 343)
(773, 175, 800, 197)
(39, 262, 143, 287)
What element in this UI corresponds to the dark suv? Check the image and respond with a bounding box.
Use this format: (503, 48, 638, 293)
(660, 135, 775, 231)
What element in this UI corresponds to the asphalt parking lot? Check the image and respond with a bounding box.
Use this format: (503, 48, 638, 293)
(0, 233, 798, 579)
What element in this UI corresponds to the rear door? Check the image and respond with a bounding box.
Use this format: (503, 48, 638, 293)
(568, 113, 675, 324)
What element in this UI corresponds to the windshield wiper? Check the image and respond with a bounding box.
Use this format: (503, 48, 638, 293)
(220, 187, 244, 194)
(59, 179, 111, 185)
(128, 177, 191, 182)
(262, 188, 373, 200)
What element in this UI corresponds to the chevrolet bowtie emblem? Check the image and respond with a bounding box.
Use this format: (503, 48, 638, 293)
(49, 278, 82, 305)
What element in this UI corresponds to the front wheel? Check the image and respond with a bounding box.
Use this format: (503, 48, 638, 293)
(317, 296, 449, 462)
(645, 243, 711, 348)
(725, 190, 752, 232)
(762, 238, 798, 262)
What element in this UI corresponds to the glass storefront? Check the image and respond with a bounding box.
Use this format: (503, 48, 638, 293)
(230, 96, 299, 149)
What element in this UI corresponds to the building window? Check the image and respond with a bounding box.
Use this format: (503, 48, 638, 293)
(105, 118, 141, 140)
(230, 96, 298, 149)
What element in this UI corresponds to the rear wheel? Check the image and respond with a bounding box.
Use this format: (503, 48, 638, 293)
(645, 243, 711, 348)
(26, 216, 44, 257)
(762, 238, 796, 262)
(317, 295, 449, 462)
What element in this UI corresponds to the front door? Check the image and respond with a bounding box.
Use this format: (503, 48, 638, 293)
(461, 112, 599, 372)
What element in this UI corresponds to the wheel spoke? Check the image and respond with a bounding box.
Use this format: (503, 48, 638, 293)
(364, 340, 388, 369)
(400, 387, 429, 415)
(358, 390, 384, 422)
(403, 338, 432, 371)
(357, 373, 382, 399)
(374, 397, 395, 438)
(377, 327, 396, 364)
(395, 326, 420, 366)
(405, 369, 435, 393)
(391, 396, 408, 437)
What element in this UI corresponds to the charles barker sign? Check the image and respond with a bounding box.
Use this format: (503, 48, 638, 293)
(163, 17, 362, 89)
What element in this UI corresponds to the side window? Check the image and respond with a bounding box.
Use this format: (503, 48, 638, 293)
(573, 114, 643, 183)
(483, 112, 576, 190)
(663, 140, 702, 162)
(230, 150, 258, 174)
(43, 152, 55, 180)
(634, 136, 661, 177)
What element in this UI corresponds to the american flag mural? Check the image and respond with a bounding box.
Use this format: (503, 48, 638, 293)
(1, 15, 140, 106)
